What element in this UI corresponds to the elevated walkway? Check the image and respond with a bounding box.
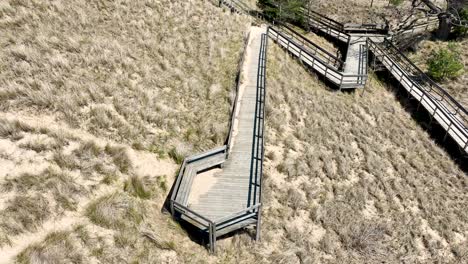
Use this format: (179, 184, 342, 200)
(368, 39, 467, 153)
(170, 2, 465, 255)
(268, 24, 368, 89)
(170, 26, 268, 253)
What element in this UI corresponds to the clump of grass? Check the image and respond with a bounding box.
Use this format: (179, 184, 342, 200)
(3, 167, 86, 211)
(86, 192, 145, 230)
(101, 174, 118, 185)
(427, 43, 464, 81)
(124, 175, 154, 199)
(105, 144, 132, 173)
(0, 194, 50, 245)
(168, 142, 192, 164)
(0, 119, 34, 140)
(16, 230, 87, 264)
(157, 175, 168, 193)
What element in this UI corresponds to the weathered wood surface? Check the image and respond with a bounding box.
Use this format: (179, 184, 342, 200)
(269, 27, 366, 89)
(175, 152, 227, 205)
(187, 26, 266, 221)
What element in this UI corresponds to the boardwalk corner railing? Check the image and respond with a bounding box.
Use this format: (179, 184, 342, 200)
(169, 28, 268, 254)
(170, 146, 228, 217)
(267, 26, 368, 89)
(276, 23, 345, 70)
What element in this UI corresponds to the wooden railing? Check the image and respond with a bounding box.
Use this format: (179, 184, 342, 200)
(343, 23, 389, 34)
(219, 0, 251, 15)
(301, 9, 351, 43)
(268, 26, 367, 89)
(170, 29, 267, 254)
(276, 23, 345, 70)
(302, 8, 345, 31)
(169, 146, 228, 214)
(250, 32, 267, 241)
(368, 38, 468, 152)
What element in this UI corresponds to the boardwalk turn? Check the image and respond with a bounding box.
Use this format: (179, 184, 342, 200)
(170, 1, 466, 254)
(169, 25, 267, 253)
(189, 26, 266, 220)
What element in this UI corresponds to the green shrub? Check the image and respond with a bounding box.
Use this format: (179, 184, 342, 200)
(259, 0, 305, 25)
(427, 44, 464, 81)
(389, 0, 404, 6)
(453, 8, 468, 38)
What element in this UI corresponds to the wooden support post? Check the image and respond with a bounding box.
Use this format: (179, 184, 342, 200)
(208, 223, 214, 253)
(209, 223, 216, 254)
(170, 201, 174, 216)
(256, 207, 262, 241)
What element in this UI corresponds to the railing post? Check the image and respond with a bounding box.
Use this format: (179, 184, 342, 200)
(256, 205, 262, 241)
(170, 200, 174, 216)
(209, 222, 216, 254)
(208, 222, 213, 253)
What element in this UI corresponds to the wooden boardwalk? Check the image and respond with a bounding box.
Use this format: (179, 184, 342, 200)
(188, 26, 265, 220)
(268, 26, 368, 89)
(170, 24, 267, 253)
(169, 2, 467, 254)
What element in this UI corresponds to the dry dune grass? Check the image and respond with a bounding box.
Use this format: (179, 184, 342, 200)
(0, 0, 250, 157)
(0, 0, 251, 262)
(409, 38, 468, 107)
(1, 0, 467, 263)
(20, 37, 465, 264)
(253, 43, 468, 263)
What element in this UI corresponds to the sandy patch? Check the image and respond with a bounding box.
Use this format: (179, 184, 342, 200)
(129, 149, 177, 178)
(0, 138, 50, 182)
(187, 168, 222, 206)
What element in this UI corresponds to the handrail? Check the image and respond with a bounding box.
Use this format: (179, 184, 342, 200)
(248, 32, 267, 208)
(270, 26, 342, 71)
(343, 23, 389, 34)
(392, 17, 439, 42)
(214, 204, 261, 224)
(185, 145, 227, 163)
(303, 11, 351, 43)
(395, 16, 439, 33)
(221, 0, 250, 14)
(268, 26, 367, 88)
(381, 39, 467, 119)
(277, 23, 345, 69)
(301, 8, 345, 32)
(368, 38, 467, 150)
(170, 145, 227, 215)
(172, 200, 212, 226)
(170, 158, 187, 214)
